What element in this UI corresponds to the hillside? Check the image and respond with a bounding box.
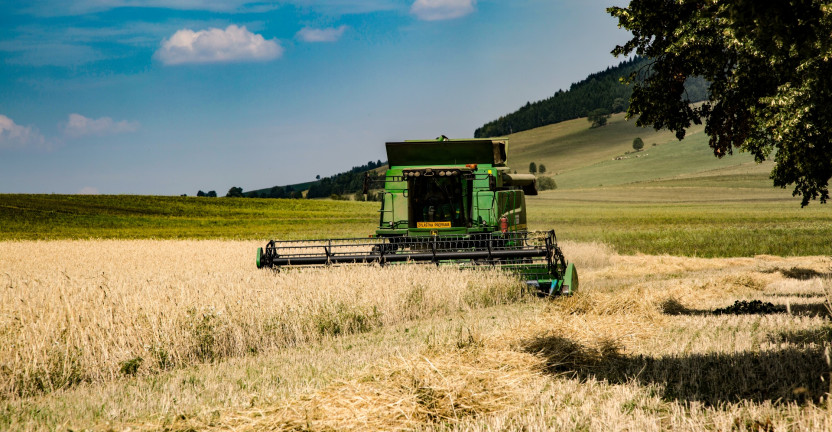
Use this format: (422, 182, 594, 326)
(503, 112, 768, 190)
(244, 180, 316, 197)
(475, 56, 708, 138)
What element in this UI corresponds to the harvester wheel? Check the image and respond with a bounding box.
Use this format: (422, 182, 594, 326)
(256, 247, 263, 269)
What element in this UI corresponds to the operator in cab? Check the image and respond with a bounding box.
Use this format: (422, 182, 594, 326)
(422, 181, 453, 222)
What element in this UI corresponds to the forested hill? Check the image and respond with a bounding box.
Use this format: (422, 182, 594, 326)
(305, 160, 385, 198)
(474, 57, 707, 138)
(241, 160, 386, 199)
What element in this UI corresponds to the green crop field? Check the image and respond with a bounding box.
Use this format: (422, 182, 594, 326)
(529, 188, 832, 257)
(0, 194, 377, 241)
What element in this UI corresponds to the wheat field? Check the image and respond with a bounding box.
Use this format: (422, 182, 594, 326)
(155, 252, 831, 432)
(0, 240, 524, 399)
(2, 240, 831, 431)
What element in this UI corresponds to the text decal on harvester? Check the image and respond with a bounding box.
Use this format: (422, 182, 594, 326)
(417, 222, 452, 229)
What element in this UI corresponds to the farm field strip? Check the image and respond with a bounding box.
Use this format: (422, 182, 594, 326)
(0, 194, 379, 241)
(3, 192, 831, 258)
(528, 192, 832, 257)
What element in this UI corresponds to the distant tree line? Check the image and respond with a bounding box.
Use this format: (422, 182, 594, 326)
(236, 185, 304, 199)
(204, 160, 387, 200)
(474, 56, 708, 138)
(306, 160, 385, 199)
(217, 184, 305, 199)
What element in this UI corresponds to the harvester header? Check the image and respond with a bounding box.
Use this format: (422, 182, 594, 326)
(257, 136, 577, 296)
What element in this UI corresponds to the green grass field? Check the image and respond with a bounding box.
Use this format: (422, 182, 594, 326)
(0, 194, 377, 241)
(2, 189, 829, 257)
(529, 187, 831, 257)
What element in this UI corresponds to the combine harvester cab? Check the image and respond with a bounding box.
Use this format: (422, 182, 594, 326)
(257, 137, 577, 296)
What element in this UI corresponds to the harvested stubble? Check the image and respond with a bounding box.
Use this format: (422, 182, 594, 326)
(0, 240, 525, 398)
(192, 348, 549, 432)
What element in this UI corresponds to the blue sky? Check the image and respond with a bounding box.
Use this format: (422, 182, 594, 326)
(0, 0, 629, 195)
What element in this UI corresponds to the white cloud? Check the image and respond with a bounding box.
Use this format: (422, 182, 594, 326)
(297, 25, 348, 42)
(78, 186, 99, 195)
(411, 0, 475, 21)
(62, 114, 140, 138)
(155, 25, 283, 65)
(0, 115, 47, 150)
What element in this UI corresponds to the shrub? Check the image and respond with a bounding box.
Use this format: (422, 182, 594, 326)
(538, 176, 557, 191)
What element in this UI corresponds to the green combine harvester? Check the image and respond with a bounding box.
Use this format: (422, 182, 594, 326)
(257, 137, 578, 296)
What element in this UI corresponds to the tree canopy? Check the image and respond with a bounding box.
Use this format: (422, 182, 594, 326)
(632, 137, 644, 151)
(226, 187, 243, 198)
(609, 0, 832, 205)
(587, 108, 611, 128)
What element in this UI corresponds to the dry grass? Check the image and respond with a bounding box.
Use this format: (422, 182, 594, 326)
(0, 240, 525, 399)
(187, 349, 548, 432)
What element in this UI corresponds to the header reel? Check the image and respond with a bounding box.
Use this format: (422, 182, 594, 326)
(257, 230, 577, 296)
